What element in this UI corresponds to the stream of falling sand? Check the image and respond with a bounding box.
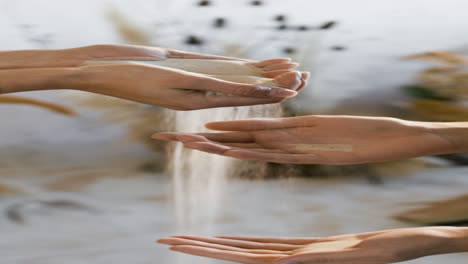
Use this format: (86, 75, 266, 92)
(167, 104, 281, 263)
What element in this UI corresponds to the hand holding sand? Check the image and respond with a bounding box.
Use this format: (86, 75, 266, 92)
(0, 44, 308, 109)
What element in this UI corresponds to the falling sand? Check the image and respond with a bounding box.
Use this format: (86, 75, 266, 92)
(168, 105, 281, 233)
(167, 105, 281, 264)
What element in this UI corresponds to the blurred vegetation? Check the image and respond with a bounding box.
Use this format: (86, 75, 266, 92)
(395, 194, 468, 226)
(0, 96, 76, 116)
(403, 51, 468, 122)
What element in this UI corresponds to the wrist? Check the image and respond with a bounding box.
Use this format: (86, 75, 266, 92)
(0, 67, 87, 94)
(424, 122, 468, 153)
(431, 227, 468, 254)
(449, 227, 468, 252)
(418, 226, 468, 255)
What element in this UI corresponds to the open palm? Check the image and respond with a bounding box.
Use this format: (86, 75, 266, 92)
(158, 227, 458, 264)
(153, 115, 455, 164)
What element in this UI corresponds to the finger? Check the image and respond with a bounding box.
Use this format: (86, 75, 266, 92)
(253, 58, 292, 67)
(225, 150, 320, 164)
(151, 132, 183, 141)
(297, 79, 308, 93)
(167, 49, 253, 62)
(296, 79, 307, 93)
(173, 236, 302, 251)
(274, 72, 302, 91)
(263, 70, 294, 78)
(159, 238, 286, 254)
(196, 141, 286, 153)
(217, 236, 320, 245)
(175, 134, 209, 143)
(264, 63, 299, 71)
(197, 132, 255, 143)
(205, 116, 314, 131)
(297, 72, 310, 92)
(184, 142, 287, 155)
(184, 141, 232, 155)
(192, 76, 298, 98)
(221, 142, 264, 149)
(171, 245, 286, 264)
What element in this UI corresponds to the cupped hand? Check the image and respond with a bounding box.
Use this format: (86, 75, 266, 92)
(77, 63, 305, 110)
(153, 115, 455, 163)
(158, 227, 461, 264)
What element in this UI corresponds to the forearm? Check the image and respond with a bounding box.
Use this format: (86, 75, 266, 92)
(428, 122, 468, 153)
(0, 67, 86, 94)
(0, 49, 77, 69)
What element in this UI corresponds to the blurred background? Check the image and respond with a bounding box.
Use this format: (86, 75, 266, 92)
(0, 0, 467, 263)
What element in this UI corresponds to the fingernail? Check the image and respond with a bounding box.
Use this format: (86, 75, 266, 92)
(296, 71, 302, 81)
(256, 85, 273, 91)
(270, 88, 298, 98)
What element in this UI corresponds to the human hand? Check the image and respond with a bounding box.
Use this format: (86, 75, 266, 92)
(153, 115, 460, 163)
(158, 227, 468, 264)
(1, 44, 309, 109)
(77, 61, 306, 109)
(0, 44, 254, 70)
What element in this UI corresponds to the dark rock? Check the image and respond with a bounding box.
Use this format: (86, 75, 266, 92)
(277, 24, 287, 30)
(213, 17, 226, 28)
(185, 35, 204, 45)
(250, 0, 263, 6)
(319, 21, 337, 30)
(283, 47, 296, 54)
(197, 0, 211, 6)
(274, 14, 286, 22)
(331, 45, 346, 51)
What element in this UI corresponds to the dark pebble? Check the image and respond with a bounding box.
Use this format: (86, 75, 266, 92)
(274, 15, 286, 22)
(213, 17, 226, 28)
(250, 0, 263, 6)
(197, 0, 211, 6)
(319, 21, 337, 30)
(185, 35, 204, 45)
(331, 45, 346, 51)
(298, 25, 309, 31)
(283, 47, 296, 54)
(277, 24, 287, 30)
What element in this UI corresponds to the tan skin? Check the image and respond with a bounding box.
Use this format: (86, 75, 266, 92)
(158, 227, 468, 264)
(154, 116, 468, 263)
(152, 115, 468, 164)
(4, 45, 466, 262)
(0, 44, 308, 110)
